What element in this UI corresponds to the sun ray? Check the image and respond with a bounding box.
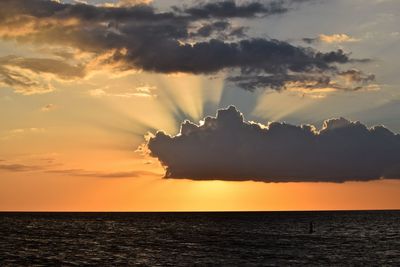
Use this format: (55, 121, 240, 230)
(252, 91, 324, 121)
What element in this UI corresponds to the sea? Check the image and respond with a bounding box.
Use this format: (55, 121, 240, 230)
(0, 211, 399, 266)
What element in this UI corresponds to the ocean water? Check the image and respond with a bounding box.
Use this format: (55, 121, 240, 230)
(0, 211, 399, 266)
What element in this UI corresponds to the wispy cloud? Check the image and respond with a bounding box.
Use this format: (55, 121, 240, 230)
(303, 34, 360, 44)
(41, 104, 57, 112)
(319, 34, 360, 43)
(89, 85, 157, 98)
(102, 0, 153, 7)
(0, 56, 85, 95)
(1, 127, 46, 140)
(0, 163, 43, 172)
(46, 168, 161, 178)
(0, 159, 161, 178)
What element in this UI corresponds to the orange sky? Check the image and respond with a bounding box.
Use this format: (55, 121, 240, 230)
(0, 58, 399, 211)
(0, 64, 399, 211)
(1, 144, 399, 211)
(1, 0, 400, 211)
(1, 171, 399, 211)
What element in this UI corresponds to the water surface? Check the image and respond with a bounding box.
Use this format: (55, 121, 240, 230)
(0, 211, 399, 266)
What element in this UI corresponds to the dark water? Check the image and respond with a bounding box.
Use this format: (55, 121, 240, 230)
(0, 211, 399, 266)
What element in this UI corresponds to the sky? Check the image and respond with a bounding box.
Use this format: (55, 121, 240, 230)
(0, 0, 399, 211)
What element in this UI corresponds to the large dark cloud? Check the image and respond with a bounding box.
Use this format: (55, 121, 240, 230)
(0, 0, 373, 92)
(148, 106, 400, 182)
(129, 39, 351, 74)
(178, 0, 292, 19)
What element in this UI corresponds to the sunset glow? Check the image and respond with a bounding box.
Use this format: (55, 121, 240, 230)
(1, 0, 399, 211)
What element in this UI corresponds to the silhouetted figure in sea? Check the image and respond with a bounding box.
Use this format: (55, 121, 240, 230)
(309, 221, 314, 234)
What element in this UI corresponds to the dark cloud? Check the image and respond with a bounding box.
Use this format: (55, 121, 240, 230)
(129, 39, 351, 74)
(190, 20, 248, 40)
(179, 0, 289, 19)
(191, 21, 231, 37)
(0, 0, 372, 92)
(228, 73, 332, 91)
(148, 106, 400, 182)
(338, 69, 375, 84)
(228, 67, 375, 91)
(302, 37, 318, 44)
(315, 49, 349, 64)
(229, 26, 248, 38)
(0, 0, 162, 23)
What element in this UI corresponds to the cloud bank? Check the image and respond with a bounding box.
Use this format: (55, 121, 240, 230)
(0, 0, 373, 94)
(148, 106, 400, 182)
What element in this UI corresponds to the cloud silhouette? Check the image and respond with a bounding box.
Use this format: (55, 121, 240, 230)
(178, 0, 292, 19)
(0, 0, 373, 93)
(148, 106, 400, 182)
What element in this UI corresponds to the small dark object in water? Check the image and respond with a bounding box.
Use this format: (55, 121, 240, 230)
(309, 221, 314, 234)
